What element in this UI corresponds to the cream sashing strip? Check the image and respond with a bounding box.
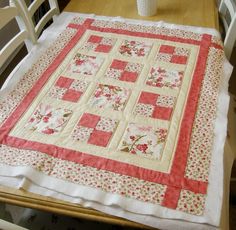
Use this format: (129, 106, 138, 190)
(9, 30, 199, 173)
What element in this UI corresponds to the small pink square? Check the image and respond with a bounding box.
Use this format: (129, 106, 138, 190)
(171, 55, 188, 64)
(120, 71, 138, 82)
(62, 89, 82, 102)
(110, 59, 127, 70)
(88, 130, 112, 147)
(79, 113, 101, 128)
(87, 35, 103, 43)
(55, 76, 74, 88)
(138, 92, 159, 105)
(159, 45, 175, 54)
(152, 106, 172, 120)
(95, 44, 112, 53)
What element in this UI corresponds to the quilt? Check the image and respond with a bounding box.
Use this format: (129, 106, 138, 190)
(0, 14, 227, 229)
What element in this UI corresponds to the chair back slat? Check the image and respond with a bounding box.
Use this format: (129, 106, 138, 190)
(35, 8, 58, 37)
(219, 0, 236, 59)
(0, 6, 33, 81)
(28, 0, 45, 17)
(0, 6, 32, 72)
(10, 0, 59, 42)
(0, 30, 28, 68)
(224, 0, 236, 19)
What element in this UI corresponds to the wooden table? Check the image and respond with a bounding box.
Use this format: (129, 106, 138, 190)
(0, 0, 219, 228)
(64, 0, 219, 29)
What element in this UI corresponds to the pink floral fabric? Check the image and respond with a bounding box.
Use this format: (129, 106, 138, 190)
(80, 35, 117, 53)
(48, 76, 89, 102)
(156, 45, 190, 64)
(119, 123, 168, 160)
(72, 113, 118, 147)
(105, 59, 143, 82)
(134, 91, 176, 120)
(88, 84, 131, 111)
(119, 40, 152, 58)
(66, 53, 104, 76)
(146, 66, 184, 89)
(25, 103, 72, 135)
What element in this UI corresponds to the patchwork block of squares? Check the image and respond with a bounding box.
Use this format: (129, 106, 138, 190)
(48, 76, 89, 102)
(88, 84, 131, 111)
(80, 35, 117, 53)
(134, 91, 176, 120)
(105, 59, 143, 82)
(146, 66, 184, 89)
(119, 122, 167, 160)
(25, 103, 72, 135)
(119, 40, 152, 58)
(156, 45, 190, 64)
(66, 53, 104, 76)
(72, 113, 118, 147)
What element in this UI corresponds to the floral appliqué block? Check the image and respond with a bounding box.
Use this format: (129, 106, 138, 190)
(156, 45, 190, 64)
(66, 53, 104, 76)
(80, 35, 117, 53)
(134, 91, 176, 120)
(119, 123, 167, 160)
(48, 76, 89, 102)
(146, 66, 184, 89)
(89, 84, 131, 111)
(105, 59, 143, 82)
(119, 40, 152, 58)
(25, 103, 72, 135)
(72, 113, 118, 147)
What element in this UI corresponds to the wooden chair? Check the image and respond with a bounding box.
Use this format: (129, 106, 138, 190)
(10, 0, 60, 44)
(219, 0, 236, 60)
(0, 6, 32, 75)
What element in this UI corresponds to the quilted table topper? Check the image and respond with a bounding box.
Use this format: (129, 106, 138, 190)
(0, 16, 225, 225)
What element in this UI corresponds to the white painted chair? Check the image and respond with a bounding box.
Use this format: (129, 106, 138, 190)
(219, 0, 236, 60)
(10, 0, 60, 44)
(0, 6, 32, 73)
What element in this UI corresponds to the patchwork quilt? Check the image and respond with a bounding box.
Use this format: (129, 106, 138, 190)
(0, 15, 227, 229)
